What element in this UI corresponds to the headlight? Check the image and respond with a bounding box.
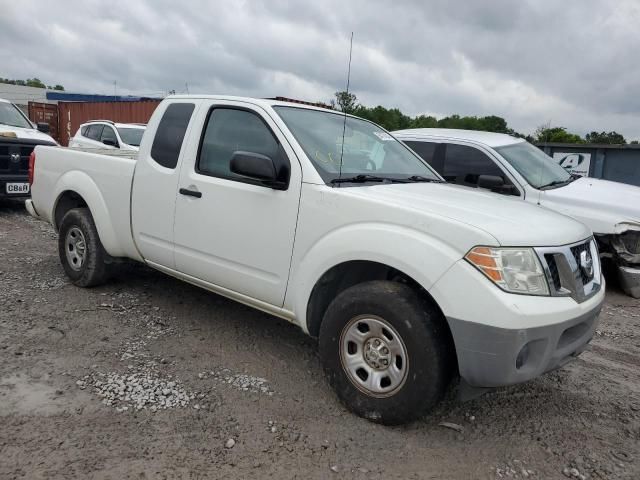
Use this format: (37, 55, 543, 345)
(465, 246, 550, 296)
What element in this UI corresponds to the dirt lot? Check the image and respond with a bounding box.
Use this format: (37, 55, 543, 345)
(0, 199, 638, 480)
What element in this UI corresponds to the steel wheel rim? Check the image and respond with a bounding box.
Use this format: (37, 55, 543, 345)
(339, 315, 409, 398)
(65, 226, 86, 271)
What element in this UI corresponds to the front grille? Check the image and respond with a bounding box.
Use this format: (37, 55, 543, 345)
(536, 238, 601, 303)
(544, 254, 562, 290)
(570, 242, 594, 285)
(0, 140, 51, 174)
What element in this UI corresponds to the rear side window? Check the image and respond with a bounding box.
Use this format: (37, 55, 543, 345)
(151, 103, 195, 169)
(86, 124, 103, 140)
(80, 125, 89, 136)
(197, 108, 285, 182)
(404, 141, 440, 170)
(444, 144, 512, 187)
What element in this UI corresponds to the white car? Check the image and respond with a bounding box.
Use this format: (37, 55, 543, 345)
(69, 120, 145, 151)
(393, 128, 640, 298)
(26, 96, 604, 424)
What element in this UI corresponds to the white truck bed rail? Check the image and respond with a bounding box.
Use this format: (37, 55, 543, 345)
(66, 146, 138, 160)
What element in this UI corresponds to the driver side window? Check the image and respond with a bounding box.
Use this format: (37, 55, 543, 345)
(100, 126, 118, 146)
(444, 144, 514, 189)
(197, 108, 288, 185)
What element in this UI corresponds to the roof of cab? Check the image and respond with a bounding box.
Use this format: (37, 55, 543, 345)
(392, 128, 525, 148)
(167, 94, 338, 114)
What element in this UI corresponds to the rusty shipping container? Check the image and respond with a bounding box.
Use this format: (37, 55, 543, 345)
(58, 100, 162, 146)
(28, 102, 60, 143)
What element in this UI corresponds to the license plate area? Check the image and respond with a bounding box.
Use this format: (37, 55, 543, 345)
(5, 182, 30, 194)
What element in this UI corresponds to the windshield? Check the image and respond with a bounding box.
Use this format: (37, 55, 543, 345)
(117, 127, 145, 146)
(0, 102, 33, 129)
(496, 142, 571, 189)
(274, 106, 440, 183)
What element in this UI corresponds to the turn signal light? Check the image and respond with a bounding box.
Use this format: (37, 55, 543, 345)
(28, 150, 36, 185)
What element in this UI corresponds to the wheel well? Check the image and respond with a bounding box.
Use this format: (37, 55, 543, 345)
(306, 261, 453, 346)
(54, 191, 88, 230)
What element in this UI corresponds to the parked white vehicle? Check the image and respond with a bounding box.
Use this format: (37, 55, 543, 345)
(26, 96, 604, 424)
(393, 129, 640, 298)
(69, 120, 145, 150)
(0, 98, 57, 198)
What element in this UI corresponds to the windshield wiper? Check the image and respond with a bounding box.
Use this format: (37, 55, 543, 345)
(405, 175, 444, 183)
(331, 174, 403, 184)
(538, 178, 573, 190)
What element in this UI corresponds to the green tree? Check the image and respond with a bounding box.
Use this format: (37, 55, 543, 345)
(334, 91, 358, 113)
(353, 105, 413, 131)
(534, 126, 583, 143)
(0, 77, 64, 90)
(25, 78, 46, 88)
(410, 115, 438, 128)
(630, 140, 639, 145)
(584, 131, 626, 144)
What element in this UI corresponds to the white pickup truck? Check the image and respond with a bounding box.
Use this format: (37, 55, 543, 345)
(393, 128, 640, 298)
(26, 96, 604, 424)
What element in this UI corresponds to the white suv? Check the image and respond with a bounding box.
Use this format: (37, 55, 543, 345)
(69, 121, 145, 151)
(393, 128, 640, 298)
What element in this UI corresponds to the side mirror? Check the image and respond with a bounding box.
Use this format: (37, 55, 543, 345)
(36, 122, 50, 134)
(102, 138, 118, 147)
(477, 174, 519, 196)
(230, 151, 287, 190)
(478, 174, 504, 190)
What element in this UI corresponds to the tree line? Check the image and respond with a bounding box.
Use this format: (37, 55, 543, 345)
(331, 91, 637, 145)
(0, 77, 64, 91)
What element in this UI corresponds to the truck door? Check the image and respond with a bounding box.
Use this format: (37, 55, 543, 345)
(131, 101, 197, 268)
(173, 103, 302, 307)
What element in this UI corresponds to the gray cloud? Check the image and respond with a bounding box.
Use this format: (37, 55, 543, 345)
(1, 0, 639, 138)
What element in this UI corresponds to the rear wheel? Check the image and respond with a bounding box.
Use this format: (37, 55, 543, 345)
(58, 208, 111, 287)
(319, 281, 453, 425)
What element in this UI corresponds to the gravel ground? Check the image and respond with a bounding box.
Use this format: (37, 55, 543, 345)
(1, 199, 639, 479)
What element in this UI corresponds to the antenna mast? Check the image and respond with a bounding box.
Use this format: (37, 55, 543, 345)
(337, 32, 354, 185)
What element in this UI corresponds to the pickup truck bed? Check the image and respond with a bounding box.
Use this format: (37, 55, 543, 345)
(30, 147, 141, 260)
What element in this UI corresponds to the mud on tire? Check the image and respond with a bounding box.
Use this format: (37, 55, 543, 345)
(318, 280, 454, 425)
(58, 208, 112, 287)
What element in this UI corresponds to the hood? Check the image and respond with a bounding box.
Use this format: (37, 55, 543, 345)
(541, 177, 640, 235)
(347, 182, 591, 247)
(0, 124, 57, 144)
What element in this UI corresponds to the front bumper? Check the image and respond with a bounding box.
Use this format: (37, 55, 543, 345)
(617, 265, 640, 298)
(447, 299, 602, 387)
(430, 259, 605, 388)
(0, 175, 30, 198)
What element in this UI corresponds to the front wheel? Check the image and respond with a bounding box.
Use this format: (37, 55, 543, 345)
(58, 208, 112, 287)
(319, 281, 453, 425)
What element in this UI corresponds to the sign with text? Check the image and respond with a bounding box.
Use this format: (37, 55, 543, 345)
(552, 152, 591, 177)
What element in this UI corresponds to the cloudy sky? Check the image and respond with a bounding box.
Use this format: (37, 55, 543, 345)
(2, 0, 639, 138)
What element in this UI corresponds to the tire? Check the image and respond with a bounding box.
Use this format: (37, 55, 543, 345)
(58, 208, 112, 287)
(319, 280, 453, 425)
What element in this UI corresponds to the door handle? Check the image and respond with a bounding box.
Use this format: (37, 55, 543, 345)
(179, 188, 202, 198)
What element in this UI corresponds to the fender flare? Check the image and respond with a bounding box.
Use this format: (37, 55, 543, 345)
(52, 171, 124, 257)
(286, 222, 465, 333)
